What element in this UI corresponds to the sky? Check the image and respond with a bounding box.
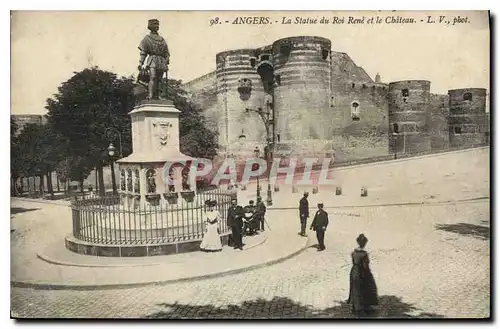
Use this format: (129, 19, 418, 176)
(11, 10, 490, 115)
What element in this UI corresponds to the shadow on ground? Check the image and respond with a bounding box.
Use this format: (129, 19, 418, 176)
(11, 207, 40, 216)
(435, 223, 490, 240)
(144, 295, 444, 319)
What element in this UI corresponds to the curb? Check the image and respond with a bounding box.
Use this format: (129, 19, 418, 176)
(35, 234, 268, 268)
(264, 196, 489, 211)
(10, 197, 70, 207)
(11, 237, 308, 291)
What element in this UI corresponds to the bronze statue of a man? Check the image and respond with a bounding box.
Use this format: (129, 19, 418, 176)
(138, 19, 170, 100)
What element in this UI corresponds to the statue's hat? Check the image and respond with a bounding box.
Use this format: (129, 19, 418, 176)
(148, 19, 159, 28)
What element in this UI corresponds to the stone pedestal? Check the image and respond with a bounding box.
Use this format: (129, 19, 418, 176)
(116, 100, 196, 208)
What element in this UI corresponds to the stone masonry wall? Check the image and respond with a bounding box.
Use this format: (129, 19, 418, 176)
(272, 36, 332, 143)
(448, 88, 488, 148)
(388, 80, 432, 154)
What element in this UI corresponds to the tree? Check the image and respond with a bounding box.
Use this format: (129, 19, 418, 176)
(14, 123, 61, 198)
(45, 67, 136, 196)
(11, 117, 21, 195)
(163, 79, 218, 159)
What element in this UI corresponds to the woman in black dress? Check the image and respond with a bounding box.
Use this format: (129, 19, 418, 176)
(347, 234, 378, 315)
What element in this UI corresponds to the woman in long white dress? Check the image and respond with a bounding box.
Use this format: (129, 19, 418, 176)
(200, 200, 223, 252)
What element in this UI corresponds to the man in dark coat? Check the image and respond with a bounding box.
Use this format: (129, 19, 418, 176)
(310, 202, 329, 251)
(255, 196, 267, 231)
(227, 198, 244, 250)
(299, 192, 309, 236)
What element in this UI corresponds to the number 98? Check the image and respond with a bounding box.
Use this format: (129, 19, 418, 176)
(210, 17, 220, 26)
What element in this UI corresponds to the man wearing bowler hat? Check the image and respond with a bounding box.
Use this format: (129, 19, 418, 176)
(310, 202, 329, 251)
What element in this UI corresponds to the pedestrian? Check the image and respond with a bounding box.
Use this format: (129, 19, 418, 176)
(227, 198, 244, 250)
(299, 192, 309, 236)
(200, 200, 222, 252)
(347, 234, 378, 316)
(255, 196, 267, 231)
(309, 202, 328, 251)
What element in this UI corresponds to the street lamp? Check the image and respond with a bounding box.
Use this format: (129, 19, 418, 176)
(104, 127, 123, 157)
(107, 143, 118, 195)
(108, 143, 116, 157)
(254, 146, 261, 198)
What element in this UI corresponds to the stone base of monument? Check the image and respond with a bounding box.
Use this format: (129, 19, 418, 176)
(65, 233, 231, 257)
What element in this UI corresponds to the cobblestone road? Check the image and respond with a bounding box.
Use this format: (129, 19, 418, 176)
(11, 200, 490, 319)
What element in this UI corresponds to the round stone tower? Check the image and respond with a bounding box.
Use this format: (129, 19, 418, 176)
(388, 80, 432, 154)
(216, 49, 266, 155)
(272, 36, 332, 148)
(448, 88, 488, 148)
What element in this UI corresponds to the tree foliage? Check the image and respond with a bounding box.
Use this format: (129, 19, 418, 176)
(14, 123, 55, 175)
(45, 67, 136, 187)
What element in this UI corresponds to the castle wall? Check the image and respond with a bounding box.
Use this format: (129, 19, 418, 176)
(182, 71, 216, 93)
(215, 49, 267, 153)
(330, 82, 390, 161)
(272, 36, 332, 143)
(330, 52, 373, 88)
(429, 94, 449, 150)
(388, 80, 432, 154)
(448, 88, 488, 148)
(182, 36, 489, 163)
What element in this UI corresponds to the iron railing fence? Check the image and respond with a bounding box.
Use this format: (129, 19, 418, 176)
(71, 189, 236, 245)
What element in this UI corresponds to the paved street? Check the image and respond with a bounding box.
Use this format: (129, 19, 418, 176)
(11, 199, 490, 319)
(11, 148, 491, 319)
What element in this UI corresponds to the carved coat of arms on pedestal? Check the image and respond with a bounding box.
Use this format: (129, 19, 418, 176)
(153, 121, 172, 146)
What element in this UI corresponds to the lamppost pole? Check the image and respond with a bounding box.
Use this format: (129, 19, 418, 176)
(254, 146, 261, 198)
(246, 101, 274, 206)
(393, 132, 398, 160)
(107, 143, 118, 195)
(403, 131, 406, 155)
(105, 127, 122, 196)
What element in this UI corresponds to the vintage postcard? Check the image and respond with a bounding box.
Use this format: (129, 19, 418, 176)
(10, 10, 490, 319)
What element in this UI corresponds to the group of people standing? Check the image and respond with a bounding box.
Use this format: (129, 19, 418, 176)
(199, 197, 267, 252)
(298, 192, 379, 316)
(226, 197, 267, 250)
